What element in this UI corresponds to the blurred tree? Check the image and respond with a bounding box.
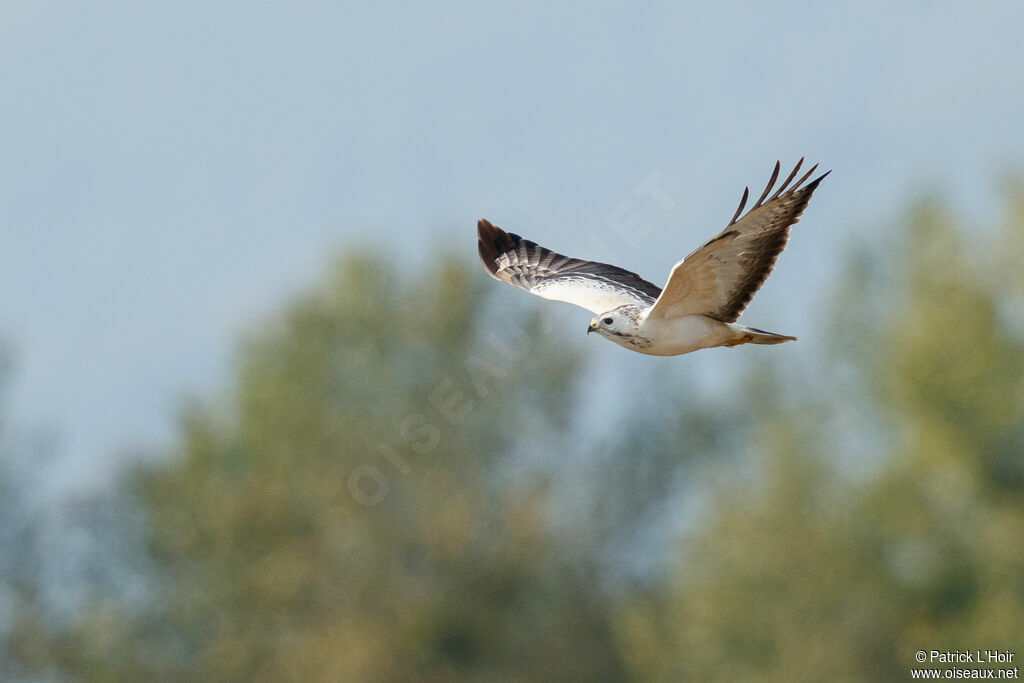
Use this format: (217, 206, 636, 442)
(22, 182, 1024, 681)
(0, 356, 154, 682)
(58, 252, 629, 681)
(614, 189, 1024, 680)
(0, 352, 59, 681)
(0, 352, 45, 680)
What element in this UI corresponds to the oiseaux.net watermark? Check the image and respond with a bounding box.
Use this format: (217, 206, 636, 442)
(911, 649, 1018, 679)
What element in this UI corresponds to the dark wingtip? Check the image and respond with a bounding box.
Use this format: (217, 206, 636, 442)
(754, 161, 782, 208)
(730, 186, 750, 225)
(477, 218, 518, 278)
(477, 217, 495, 239)
(478, 243, 498, 276)
(769, 158, 804, 201)
(806, 168, 832, 192)
(477, 218, 499, 275)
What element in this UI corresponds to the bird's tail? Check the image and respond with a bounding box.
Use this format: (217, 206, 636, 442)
(726, 324, 797, 347)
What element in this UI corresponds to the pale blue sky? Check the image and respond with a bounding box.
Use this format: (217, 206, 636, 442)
(2, 1, 1022, 495)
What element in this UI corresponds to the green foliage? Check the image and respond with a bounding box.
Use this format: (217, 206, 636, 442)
(616, 192, 1024, 681)
(60, 251, 627, 681)
(10, 182, 1023, 681)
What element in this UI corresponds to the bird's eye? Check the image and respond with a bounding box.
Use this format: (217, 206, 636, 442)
(603, 317, 614, 325)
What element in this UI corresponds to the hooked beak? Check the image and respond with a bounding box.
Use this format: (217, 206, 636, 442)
(587, 321, 596, 334)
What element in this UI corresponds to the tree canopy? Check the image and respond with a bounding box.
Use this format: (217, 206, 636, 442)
(3, 185, 1022, 681)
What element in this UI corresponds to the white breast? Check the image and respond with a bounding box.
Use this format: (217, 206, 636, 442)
(634, 314, 734, 356)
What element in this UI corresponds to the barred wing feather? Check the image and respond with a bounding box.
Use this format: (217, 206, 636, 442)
(477, 219, 661, 314)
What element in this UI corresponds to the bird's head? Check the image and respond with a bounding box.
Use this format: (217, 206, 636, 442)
(587, 307, 640, 337)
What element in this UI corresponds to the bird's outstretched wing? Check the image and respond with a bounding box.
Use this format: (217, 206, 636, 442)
(645, 159, 829, 322)
(477, 219, 661, 314)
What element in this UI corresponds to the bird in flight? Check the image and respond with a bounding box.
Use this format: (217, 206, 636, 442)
(478, 159, 828, 356)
